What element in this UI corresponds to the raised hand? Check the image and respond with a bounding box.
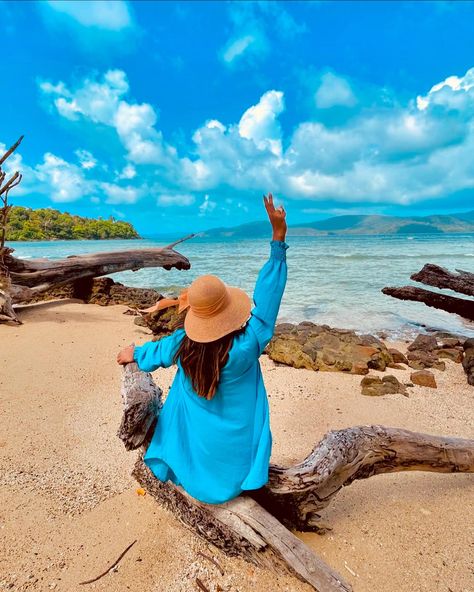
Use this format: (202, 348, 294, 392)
(263, 193, 287, 242)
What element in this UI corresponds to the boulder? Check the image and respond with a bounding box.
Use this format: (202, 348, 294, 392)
(361, 375, 407, 397)
(388, 348, 408, 365)
(407, 334, 438, 353)
(436, 348, 464, 363)
(266, 322, 394, 374)
(135, 305, 186, 338)
(28, 276, 162, 309)
(462, 338, 474, 386)
(410, 370, 437, 388)
(407, 350, 446, 371)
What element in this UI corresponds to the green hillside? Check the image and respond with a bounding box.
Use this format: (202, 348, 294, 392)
(6, 207, 140, 241)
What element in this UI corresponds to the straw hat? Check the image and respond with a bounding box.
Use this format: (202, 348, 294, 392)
(184, 275, 251, 343)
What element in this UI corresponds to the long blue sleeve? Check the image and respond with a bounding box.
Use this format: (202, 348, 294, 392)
(247, 240, 288, 354)
(133, 329, 185, 372)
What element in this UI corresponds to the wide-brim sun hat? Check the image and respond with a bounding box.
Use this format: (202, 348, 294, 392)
(183, 274, 251, 343)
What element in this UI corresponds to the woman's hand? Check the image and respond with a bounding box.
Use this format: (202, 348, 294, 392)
(263, 193, 287, 242)
(117, 344, 135, 365)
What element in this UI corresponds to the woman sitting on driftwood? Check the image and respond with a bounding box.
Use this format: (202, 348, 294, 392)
(117, 194, 288, 504)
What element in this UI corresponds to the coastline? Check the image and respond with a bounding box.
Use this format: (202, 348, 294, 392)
(1, 301, 473, 592)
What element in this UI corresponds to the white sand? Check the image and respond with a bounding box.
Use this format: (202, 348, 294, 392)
(0, 301, 473, 592)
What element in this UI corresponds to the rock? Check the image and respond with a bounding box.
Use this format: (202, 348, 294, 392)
(28, 277, 162, 309)
(361, 375, 407, 396)
(462, 338, 474, 386)
(438, 337, 464, 349)
(388, 348, 408, 364)
(136, 306, 186, 338)
(435, 348, 464, 363)
(407, 334, 438, 353)
(410, 370, 437, 388)
(267, 323, 394, 374)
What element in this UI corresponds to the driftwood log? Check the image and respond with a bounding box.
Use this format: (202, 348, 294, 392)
(0, 238, 192, 324)
(383, 263, 474, 321)
(119, 362, 474, 591)
(382, 286, 474, 321)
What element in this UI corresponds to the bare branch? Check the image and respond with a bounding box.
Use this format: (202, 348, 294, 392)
(0, 135, 24, 166)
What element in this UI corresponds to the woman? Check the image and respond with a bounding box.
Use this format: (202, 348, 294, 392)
(117, 194, 288, 504)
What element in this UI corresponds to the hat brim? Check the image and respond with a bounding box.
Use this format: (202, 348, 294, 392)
(184, 286, 252, 343)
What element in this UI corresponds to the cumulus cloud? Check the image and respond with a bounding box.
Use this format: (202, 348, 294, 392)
(315, 72, 357, 109)
(23, 64, 474, 214)
(35, 153, 93, 203)
(416, 67, 474, 112)
(40, 69, 177, 167)
(43, 0, 133, 31)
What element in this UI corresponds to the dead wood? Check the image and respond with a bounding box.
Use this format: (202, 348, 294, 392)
(411, 263, 474, 297)
(119, 363, 474, 591)
(382, 286, 474, 321)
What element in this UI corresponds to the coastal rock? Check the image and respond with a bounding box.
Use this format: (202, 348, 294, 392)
(407, 350, 446, 371)
(135, 305, 186, 338)
(28, 277, 162, 309)
(361, 375, 407, 397)
(410, 370, 437, 389)
(462, 338, 474, 386)
(408, 334, 438, 353)
(388, 348, 408, 365)
(436, 348, 464, 363)
(266, 322, 393, 374)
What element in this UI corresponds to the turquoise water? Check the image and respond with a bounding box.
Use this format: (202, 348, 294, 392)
(8, 234, 474, 338)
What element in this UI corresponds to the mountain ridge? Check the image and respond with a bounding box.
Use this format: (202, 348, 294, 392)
(200, 210, 474, 238)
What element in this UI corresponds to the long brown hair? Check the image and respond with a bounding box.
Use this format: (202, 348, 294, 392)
(173, 320, 245, 400)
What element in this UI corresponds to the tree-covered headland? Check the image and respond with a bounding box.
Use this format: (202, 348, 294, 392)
(6, 207, 140, 241)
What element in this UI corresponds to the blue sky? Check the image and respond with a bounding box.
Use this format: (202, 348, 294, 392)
(2, 0, 474, 236)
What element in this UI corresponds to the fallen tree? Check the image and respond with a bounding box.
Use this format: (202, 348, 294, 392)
(383, 263, 474, 322)
(411, 264, 474, 298)
(119, 362, 474, 592)
(382, 286, 474, 321)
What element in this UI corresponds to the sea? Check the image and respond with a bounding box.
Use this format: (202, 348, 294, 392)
(8, 233, 474, 339)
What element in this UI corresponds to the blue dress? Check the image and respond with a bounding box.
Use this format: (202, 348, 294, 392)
(133, 240, 288, 504)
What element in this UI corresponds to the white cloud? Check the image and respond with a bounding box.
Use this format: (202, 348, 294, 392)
(44, 0, 133, 31)
(222, 35, 256, 64)
(238, 90, 284, 156)
(157, 193, 195, 207)
(199, 195, 217, 216)
(75, 149, 97, 170)
(40, 69, 177, 167)
(315, 72, 357, 109)
(416, 67, 474, 111)
(35, 153, 92, 203)
(101, 183, 140, 204)
(32, 65, 474, 212)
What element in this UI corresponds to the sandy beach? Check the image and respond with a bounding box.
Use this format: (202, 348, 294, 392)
(1, 301, 473, 592)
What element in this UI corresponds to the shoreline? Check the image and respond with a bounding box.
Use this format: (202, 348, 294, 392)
(1, 300, 473, 592)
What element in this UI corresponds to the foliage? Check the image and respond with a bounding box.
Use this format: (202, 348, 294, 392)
(6, 207, 140, 241)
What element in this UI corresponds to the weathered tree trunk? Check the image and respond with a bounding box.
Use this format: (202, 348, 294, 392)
(411, 264, 474, 297)
(382, 286, 474, 321)
(0, 238, 191, 313)
(119, 363, 474, 591)
(4, 244, 190, 298)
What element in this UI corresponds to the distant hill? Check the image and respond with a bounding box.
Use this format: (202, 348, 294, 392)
(6, 207, 140, 241)
(201, 211, 474, 238)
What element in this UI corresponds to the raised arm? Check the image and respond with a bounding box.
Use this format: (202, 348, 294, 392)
(246, 194, 288, 354)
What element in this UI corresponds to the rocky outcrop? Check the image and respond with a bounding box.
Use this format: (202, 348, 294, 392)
(410, 370, 437, 389)
(266, 322, 394, 374)
(463, 338, 474, 386)
(134, 305, 185, 338)
(405, 333, 466, 372)
(361, 375, 408, 397)
(28, 277, 162, 309)
(388, 348, 408, 365)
